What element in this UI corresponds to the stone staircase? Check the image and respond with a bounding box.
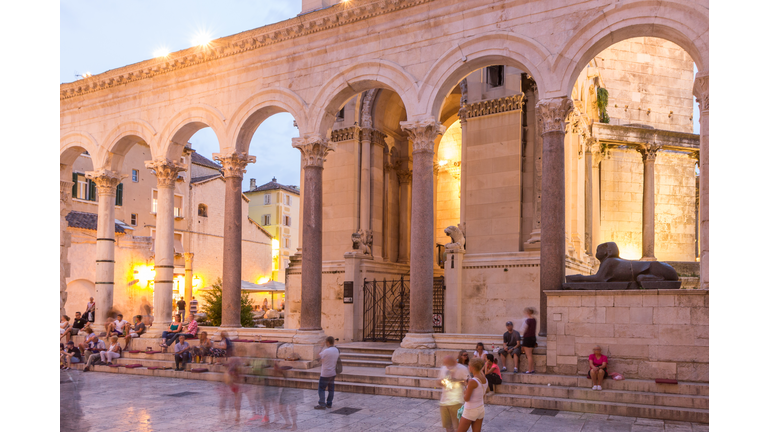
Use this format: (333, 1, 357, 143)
(336, 343, 398, 368)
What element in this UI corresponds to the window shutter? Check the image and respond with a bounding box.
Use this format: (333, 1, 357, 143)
(72, 173, 78, 199)
(115, 183, 123, 206)
(88, 179, 97, 201)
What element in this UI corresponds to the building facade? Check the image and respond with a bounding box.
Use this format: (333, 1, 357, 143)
(244, 178, 301, 283)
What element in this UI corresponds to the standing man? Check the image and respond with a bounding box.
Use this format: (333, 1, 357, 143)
(437, 355, 469, 432)
(315, 336, 340, 410)
(189, 296, 198, 318)
(499, 321, 522, 373)
(177, 297, 186, 322)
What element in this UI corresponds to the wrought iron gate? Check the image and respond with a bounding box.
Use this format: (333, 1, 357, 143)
(362, 276, 409, 341)
(433, 276, 445, 333)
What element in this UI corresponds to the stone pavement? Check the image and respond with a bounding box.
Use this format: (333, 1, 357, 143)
(60, 370, 708, 432)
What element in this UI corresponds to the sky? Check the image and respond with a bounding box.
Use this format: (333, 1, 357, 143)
(61, 0, 304, 188)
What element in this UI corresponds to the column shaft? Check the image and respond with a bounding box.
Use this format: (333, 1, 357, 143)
(640, 144, 660, 261)
(693, 74, 709, 289)
(537, 98, 573, 337)
(360, 131, 372, 231)
(397, 171, 412, 263)
(184, 254, 193, 319)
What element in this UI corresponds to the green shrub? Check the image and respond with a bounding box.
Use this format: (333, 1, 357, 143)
(596, 87, 610, 124)
(198, 278, 255, 327)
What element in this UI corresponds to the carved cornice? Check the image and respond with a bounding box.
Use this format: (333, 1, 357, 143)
(292, 134, 335, 168)
(537, 97, 574, 135)
(60, 0, 433, 100)
(464, 94, 525, 119)
(145, 159, 186, 188)
(85, 169, 124, 196)
(331, 126, 360, 142)
(213, 152, 256, 179)
(693, 73, 709, 114)
(400, 119, 445, 154)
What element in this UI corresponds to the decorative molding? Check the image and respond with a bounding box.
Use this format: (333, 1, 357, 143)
(463, 264, 539, 269)
(400, 119, 445, 154)
(397, 170, 412, 184)
(464, 94, 525, 119)
(331, 126, 360, 142)
(85, 169, 124, 196)
(371, 129, 388, 147)
(213, 152, 256, 178)
(693, 73, 709, 114)
(361, 89, 377, 129)
(536, 97, 574, 135)
(60, 0, 433, 100)
(144, 159, 186, 188)
(458, 79, 469, 121)
(292, 135, 335, 168)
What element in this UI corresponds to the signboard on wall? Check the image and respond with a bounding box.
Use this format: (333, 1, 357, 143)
(343, 281, 354, 303)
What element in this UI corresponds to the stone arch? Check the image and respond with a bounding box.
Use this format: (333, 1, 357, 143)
(60, 131, 102, 174)
(308, 59, 420, 136)
(556, 1, 709, 95)
(419, 31, 553, 119)
(227, 87, 309, 154)
(66, 279, 95, 316)
(156, 105, 228, 161)
(101, 120, 159, 173)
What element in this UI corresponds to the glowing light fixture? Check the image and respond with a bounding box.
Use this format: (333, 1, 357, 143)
(133, 265, 156, 285)
(438, 160, 448, 166)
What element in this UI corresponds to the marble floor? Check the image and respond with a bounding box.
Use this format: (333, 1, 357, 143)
(60, 370, 708, 432)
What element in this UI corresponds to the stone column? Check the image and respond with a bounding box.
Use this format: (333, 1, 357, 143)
(584, 140, 602, 257)
(536, 97, 573, 337)
(397, 170, 412, 263)
(360, 128, 372, 232)
(60, 166, 74, 316)
(693, 73, 709, 289)
(144, 159, 185, 335)
(458, 79, 468, 223)
(213, 152, 256, 330)
(638, 143, 661, 261)
(292, 135, 334, 338)
(85, 169, 123, 330)
(184, 253, 194, 319)
(400, 119, 444, 348)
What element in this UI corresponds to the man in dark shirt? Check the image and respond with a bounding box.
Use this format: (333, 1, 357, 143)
(500, 321, 522, 372)
(177, 297, 187, 322)
(62, 312, 90, 344)
(62, 341, 82, 370)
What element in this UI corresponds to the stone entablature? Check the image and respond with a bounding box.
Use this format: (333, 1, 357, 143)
(463, 94, 525, 119)
(593, 123, 700, 152)
(545, 289, 708, 382)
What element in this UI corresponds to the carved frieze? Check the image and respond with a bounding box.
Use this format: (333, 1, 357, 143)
(464, 94, 525, 119)
(213, 152, 256, 178)
(292, 135, 335, 168)
(536, 97, 574, 135)
(331, 126, 360, 142)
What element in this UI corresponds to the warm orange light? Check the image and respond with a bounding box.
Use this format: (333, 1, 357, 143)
(153, 48, 170, 58)
(133, 265, 156, 285)
(192, 32, 212, 48)
(257, 276, 271, 284)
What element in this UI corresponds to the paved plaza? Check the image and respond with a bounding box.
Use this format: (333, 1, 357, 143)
(60, 371, 708, 432)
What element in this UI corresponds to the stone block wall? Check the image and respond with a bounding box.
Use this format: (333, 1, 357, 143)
(545, 290, 708, 382)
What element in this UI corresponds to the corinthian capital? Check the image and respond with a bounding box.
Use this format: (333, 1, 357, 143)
(397, 170, 412, 184)
(400, 119, 445, 154)
(85, 169, 123, 196)
(536, 97, 574, 135)
(213, 152, 256, 178)
(145, 158, 186, 188)
(693, 72, 709, 114)
(638, 142, 662, 162)
(292, 134, 335, 169)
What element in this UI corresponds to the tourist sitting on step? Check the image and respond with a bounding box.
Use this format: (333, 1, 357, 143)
(77, 327, 96, 355)
(588, 346, 608, 391)
(82, 336, 106, 372)
(62, 312, 90, 344)
(472, 342, 489, 360)
(159, 315, 183, 348)
(192, 331, 212, 363)
(457, 350, 470, 367)
(164, 316, 199, 348)
(482, 354, 502, 394)
(99, 336, 122, 366)
(126, 315, 147, 349)
(60, 315, 71, 340)
(209, 331, 234, 364)
(458, 358, 488, 432)
(106, 314, 130, 340)
(499, 321, 521, 373)
(61, 341, 82, 370)
(174, 335, 192, 371)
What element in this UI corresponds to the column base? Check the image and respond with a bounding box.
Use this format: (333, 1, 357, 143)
(400, 332, 436, 349)
(524, 229, 542, 251)
(640, 256, 657, 261)
(293, 329, 327, 345)
(392, 333, 437, 367)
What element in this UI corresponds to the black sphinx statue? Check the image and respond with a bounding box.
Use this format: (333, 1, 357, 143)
(564, 242, 681, 290)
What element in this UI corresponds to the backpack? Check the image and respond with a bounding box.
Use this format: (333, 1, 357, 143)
(335, 347, 343, 374)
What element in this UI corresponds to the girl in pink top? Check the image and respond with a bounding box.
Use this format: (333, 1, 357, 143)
(483, 353, 503, 393)
(588, 345, 608, 391)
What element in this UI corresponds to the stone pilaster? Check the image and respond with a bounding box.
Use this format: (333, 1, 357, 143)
(144, 159, 185, 335)
(400, 119, 444, 348)
(693, 73, 709, 289)
(213, 152, 256, 330)
(292, 135, 335, 333)
(184, 253, 194, 319)
(536, 97, 573, 337)
(85, 168, 123, 330)
(458, 79, 469, 224)
(397, 169, 412, 264)
(638, 143, 661, 261)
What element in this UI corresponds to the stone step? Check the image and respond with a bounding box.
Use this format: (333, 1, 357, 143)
(339, 352, 393, 362)
(340, 359, 393, 368)
(337, 348, 396, 356)
(116, 353, 312, 370)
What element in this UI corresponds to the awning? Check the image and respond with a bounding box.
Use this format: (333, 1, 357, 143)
(174, 238, 183, 254)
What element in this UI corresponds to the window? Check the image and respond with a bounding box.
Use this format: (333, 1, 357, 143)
(132, 169, 139, 182)
(486, 65, 505, 88)
(284, 237, 290, 248)
(198, 204, 208, 217)
(264, 194, 271, 205)
(283, 215, 291, 226)
(115, 183, 123, 206)
(151, 190, 158, 214)
(72, 173, 97, 202)
(284, 195, 292, 206)
(263, 214, 271, 226)
(337, 107, 345, 121)
(174, 195, 182, 218)
(130, 214, 138, 226)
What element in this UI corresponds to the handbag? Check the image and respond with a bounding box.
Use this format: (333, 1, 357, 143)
(457, 404, 465, 420)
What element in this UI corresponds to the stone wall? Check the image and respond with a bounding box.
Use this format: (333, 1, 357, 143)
(545, 290, 708, 382)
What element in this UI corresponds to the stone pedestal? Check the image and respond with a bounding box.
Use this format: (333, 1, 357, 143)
(343, 251, 369, 342)
(144, 159, 185, 336)
(214, 152, 256, 329)
(86, 169, 123, 331)
(443, 248, 464, 334)
(536, 97, 573, 336)
(693, 74, 708, 289)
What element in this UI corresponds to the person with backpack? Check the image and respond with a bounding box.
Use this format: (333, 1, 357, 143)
(314, 336, 341, 410)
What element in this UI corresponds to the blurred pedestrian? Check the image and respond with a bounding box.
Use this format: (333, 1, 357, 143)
(438, 355, 469, 432)
(521, 307, 537, 374)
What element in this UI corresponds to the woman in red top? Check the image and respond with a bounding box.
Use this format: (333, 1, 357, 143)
(588, 346, 608, 390)
(482, 354, 502, 393)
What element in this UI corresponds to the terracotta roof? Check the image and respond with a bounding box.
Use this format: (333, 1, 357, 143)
(248, 177, 300, 194)
(66, 211, 125, 234)
(190, 174, 222, 184)
(191, 151, 222, 170)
